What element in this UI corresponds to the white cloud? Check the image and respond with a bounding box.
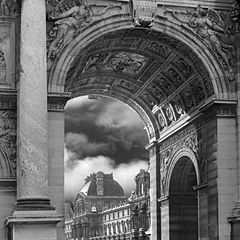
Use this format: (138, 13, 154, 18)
(64, 149, 148, 202)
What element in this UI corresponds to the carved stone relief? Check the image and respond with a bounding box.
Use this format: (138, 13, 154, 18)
(82, 51, 149, 77)
(47, 0, 122, 66)
(0, 110, 16, 178)
(0, 0, 18, 17)
(0, 22, 15, 89)
(159, 122, 207, 197)
(163, 4, 238, 80)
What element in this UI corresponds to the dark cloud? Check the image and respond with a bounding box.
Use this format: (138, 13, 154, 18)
(64, 96, 149, 201)
(65, 96, 148, 164)
(65, 132, 111, 159)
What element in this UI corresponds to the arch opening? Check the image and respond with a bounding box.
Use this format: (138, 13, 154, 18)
(64, 95, 151, 240)
(169, 156, 198, 240)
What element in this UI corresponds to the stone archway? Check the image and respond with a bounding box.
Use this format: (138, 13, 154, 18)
(46, 2, 229, 239)
(5, 1, 240, 240)
(169, 156, 198, 240)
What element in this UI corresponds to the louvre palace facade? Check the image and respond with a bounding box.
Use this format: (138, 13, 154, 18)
(0, 0, 240, 239)
(65, 170, 150, 240)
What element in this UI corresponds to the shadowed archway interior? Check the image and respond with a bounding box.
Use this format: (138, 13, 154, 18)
(169, 156, 198, 240)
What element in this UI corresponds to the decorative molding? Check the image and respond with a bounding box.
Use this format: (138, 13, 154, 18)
(145, 140, 158, 158)
(47, 92, 71, 112)
(200, 99, 237, 117)
(157, 196, 169, 207)
(0, 90, 17, 109)
(0, 178, 16, 191)
(193, 183, 208, 197)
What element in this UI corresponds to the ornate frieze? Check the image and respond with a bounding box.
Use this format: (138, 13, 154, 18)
(0, 110, 16, 178)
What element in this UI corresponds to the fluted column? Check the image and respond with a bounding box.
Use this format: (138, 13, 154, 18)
(17, 0, 51, 209)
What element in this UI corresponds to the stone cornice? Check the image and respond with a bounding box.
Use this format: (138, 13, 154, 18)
(0, 90, 17, 110)
(199, 99, 238, 117)
(47, 92, 71, 112)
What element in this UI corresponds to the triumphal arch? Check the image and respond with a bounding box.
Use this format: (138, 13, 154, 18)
(0, 0, 239, 239)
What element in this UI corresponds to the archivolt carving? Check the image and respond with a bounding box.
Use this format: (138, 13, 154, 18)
(82, 51, 148, 76)
(160, 123, 207, 197)
(0, 110, 16, 177)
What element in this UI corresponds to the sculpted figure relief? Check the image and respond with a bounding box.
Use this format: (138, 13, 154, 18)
(190, 6, 233, 75)
(47, 0, 122, 63)
(48, 1, 92, 60)
(164, 5, 234, 79)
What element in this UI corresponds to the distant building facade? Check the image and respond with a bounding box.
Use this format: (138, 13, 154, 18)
(65, 170, 150, 240)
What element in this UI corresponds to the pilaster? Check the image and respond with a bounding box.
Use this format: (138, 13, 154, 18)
(145, 141, 160, 240)
(228, 5, 240, 238)
(201, 100, 238, 240)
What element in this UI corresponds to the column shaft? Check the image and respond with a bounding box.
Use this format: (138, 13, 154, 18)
(17, 0, 49, 205)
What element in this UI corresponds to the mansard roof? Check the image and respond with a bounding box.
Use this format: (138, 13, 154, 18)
(79, 171, 124, 197)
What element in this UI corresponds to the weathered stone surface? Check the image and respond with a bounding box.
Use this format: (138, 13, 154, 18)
(17, 0, 48, 200)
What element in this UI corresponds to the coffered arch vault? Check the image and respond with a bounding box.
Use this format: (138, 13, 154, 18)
(48, 11, 229, 140)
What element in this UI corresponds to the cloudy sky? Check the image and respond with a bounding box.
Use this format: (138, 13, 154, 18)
(64, 96, 149, 202)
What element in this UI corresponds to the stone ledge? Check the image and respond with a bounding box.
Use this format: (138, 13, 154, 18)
(47, 92, 71, 112)
(6, 210, 63, 226)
